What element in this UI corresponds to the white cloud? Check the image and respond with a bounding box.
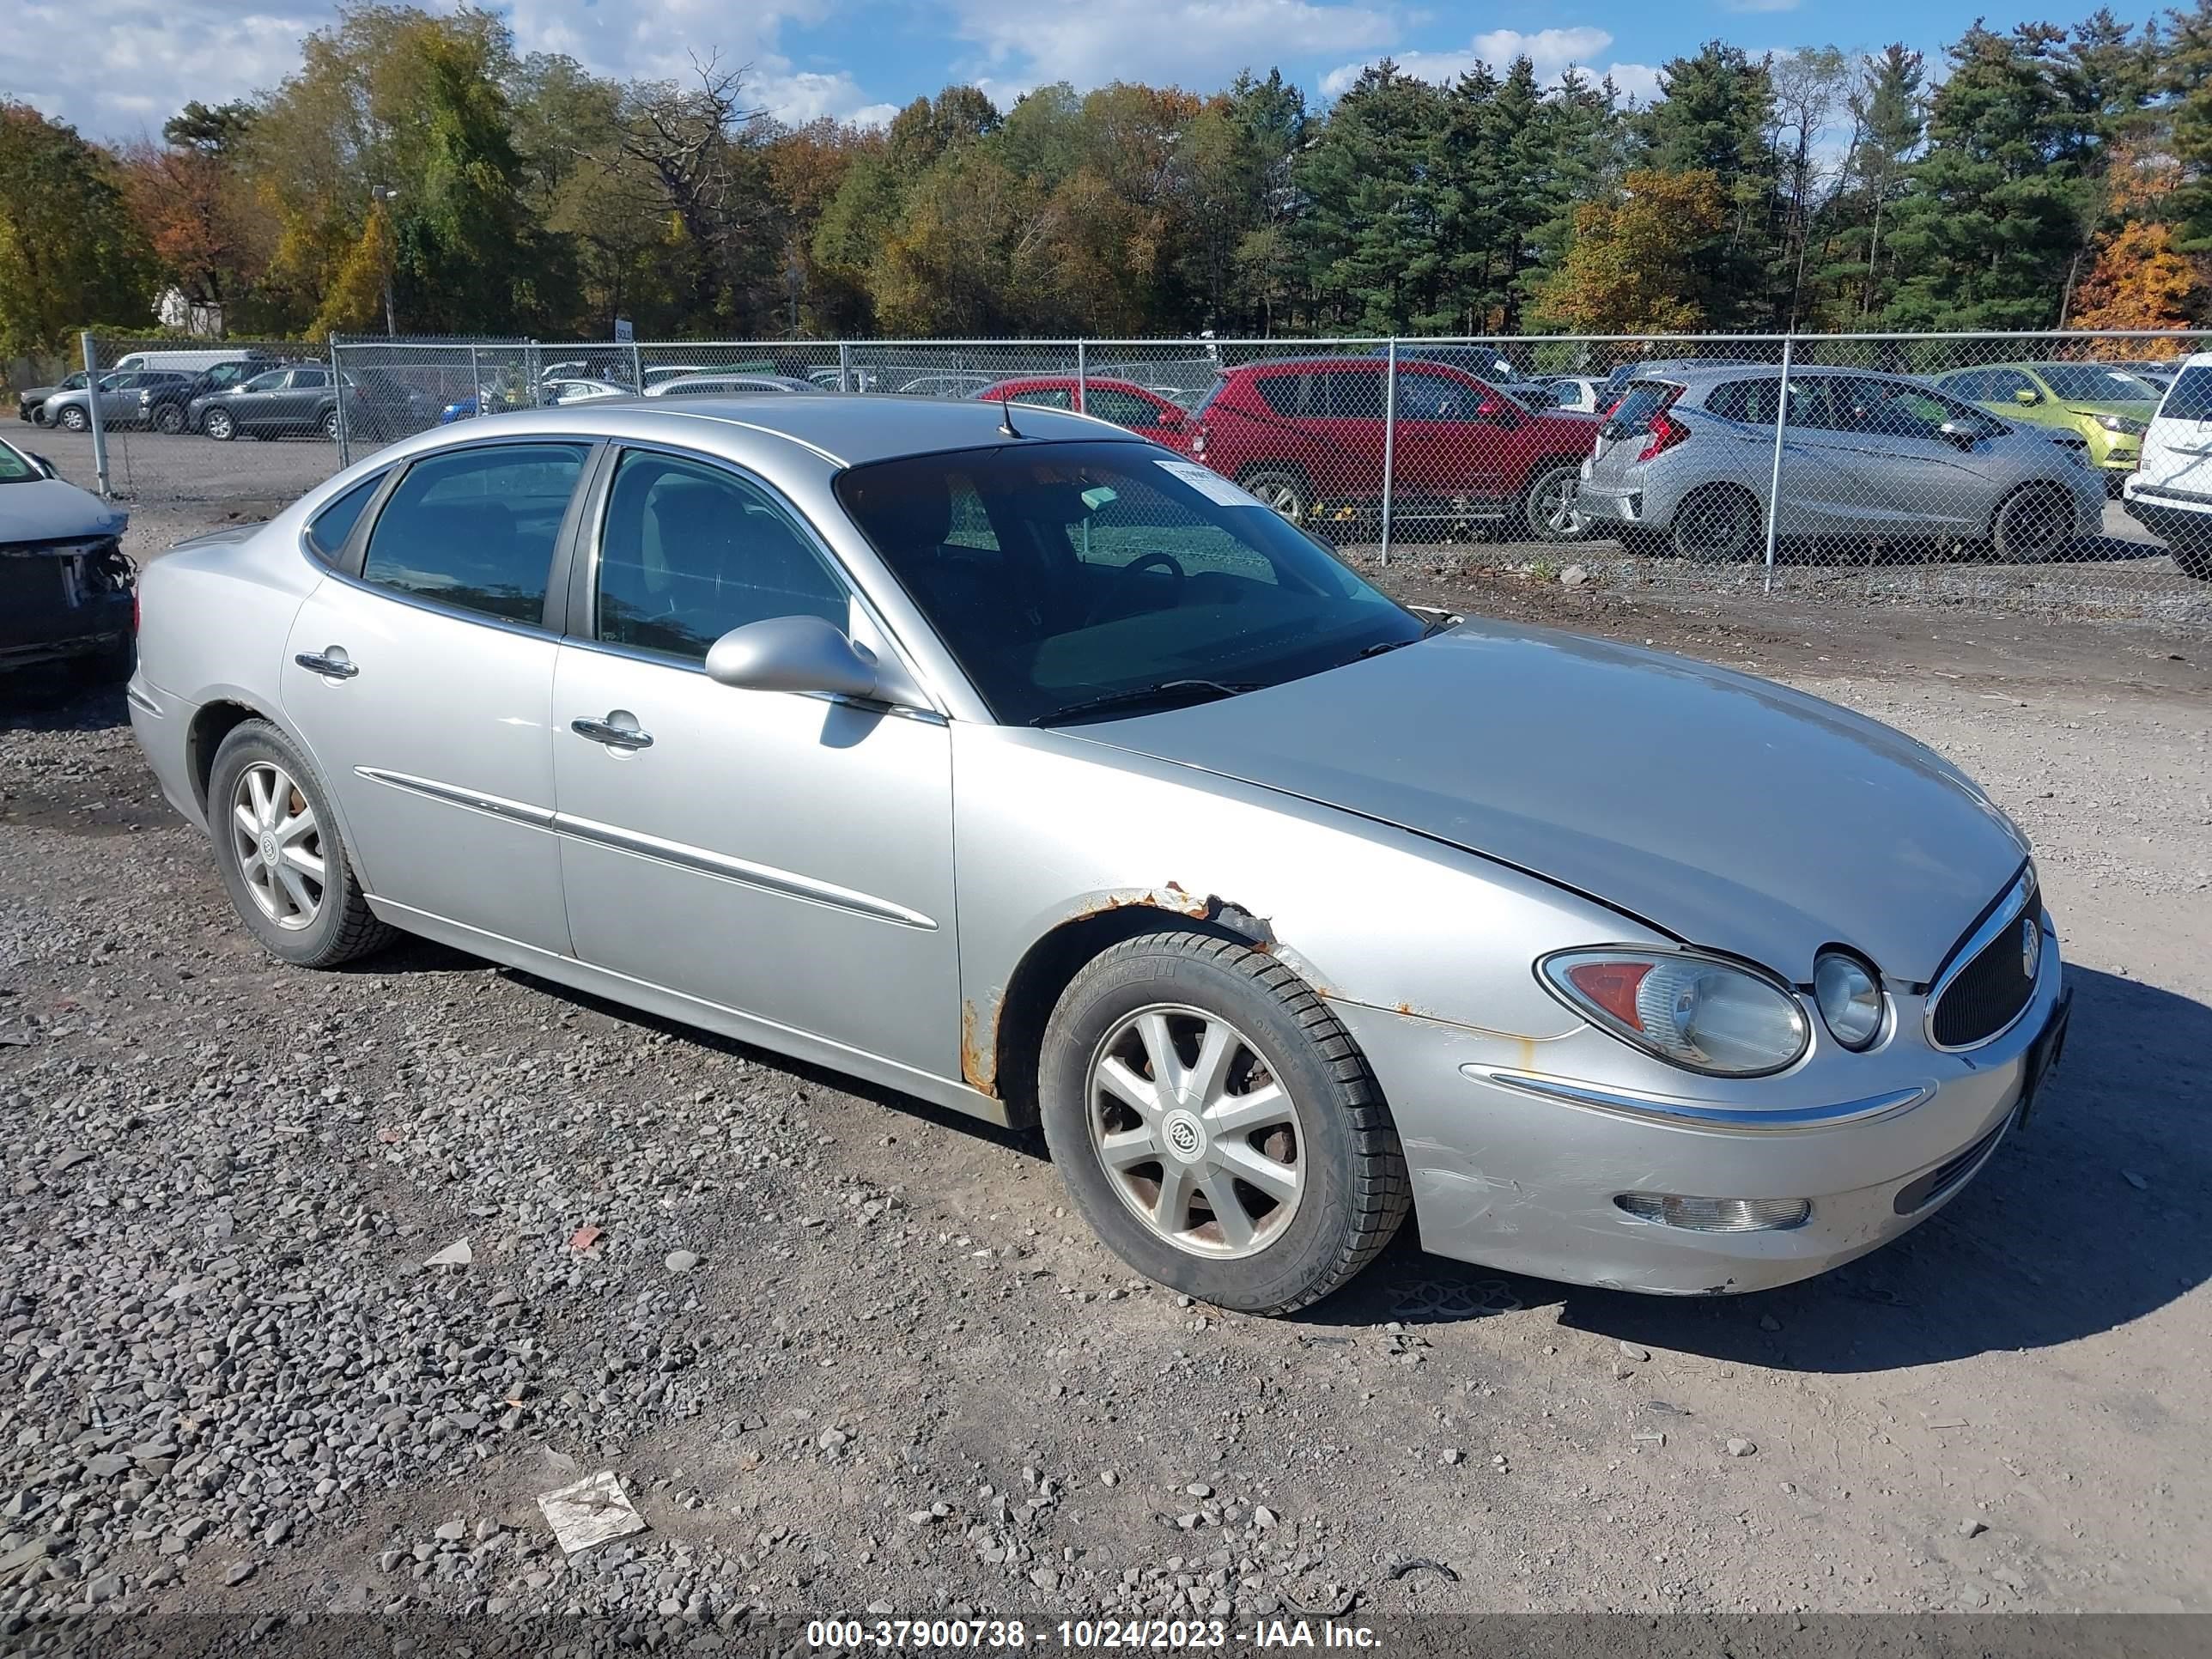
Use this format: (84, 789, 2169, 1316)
(948, 0, 1397, 95)
(0, 0, 891, 140)
(1322, 24, 1661, 106)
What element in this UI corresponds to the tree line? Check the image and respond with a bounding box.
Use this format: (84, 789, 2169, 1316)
(3, 1, 2210, 359)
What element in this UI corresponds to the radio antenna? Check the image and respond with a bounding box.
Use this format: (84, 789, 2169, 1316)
(998, 393, 1024, 439)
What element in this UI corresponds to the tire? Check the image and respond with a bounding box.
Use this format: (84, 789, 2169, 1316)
(1521, 461, 1587, 543)
(204, 408, 235, 441)
(2168, 529, 2212, 581)
(70, 635, 134, 687)
(154, 403, 186, 435)
(1037, 932, 1410, 1316)
(1238, 466, 1312, 529)
(1990, 485, 2075, 565)
(57, 404, 88, 432)
(320, 407, 341, 441)
(206, 720, 397, 969)
(1615, 527, 1668, 557)
(1669, 484, 1761, 564)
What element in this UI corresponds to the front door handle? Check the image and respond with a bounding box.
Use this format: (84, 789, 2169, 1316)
(571, 714, 653, 750)
(295, 648, 357, 679)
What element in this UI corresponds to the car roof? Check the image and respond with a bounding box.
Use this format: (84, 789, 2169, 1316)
(647, 373, 818, 395)
(373, 394, 1135, 470)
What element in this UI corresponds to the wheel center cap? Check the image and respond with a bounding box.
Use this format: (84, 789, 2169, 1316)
(1162, 1109, 1208, 1164)
(259, 832, 280, 866)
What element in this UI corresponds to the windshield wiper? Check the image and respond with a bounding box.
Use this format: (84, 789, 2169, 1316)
(1351, 617, 1450, 664)
(1030, 678, 1258, 727)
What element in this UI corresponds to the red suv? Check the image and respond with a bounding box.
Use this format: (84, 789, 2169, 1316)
(1188, 357, 1599, 541)
(973, 377, 1197, 452)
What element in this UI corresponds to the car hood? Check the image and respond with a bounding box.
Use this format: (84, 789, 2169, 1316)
(1071, 623, 2027, 983)
(0, 478, 127, 545)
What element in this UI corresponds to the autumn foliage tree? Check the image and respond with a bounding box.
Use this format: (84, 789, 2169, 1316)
(1530, 168, 1729, 332)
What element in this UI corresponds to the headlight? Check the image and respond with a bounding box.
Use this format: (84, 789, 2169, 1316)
(1813, 951, 1885, 1049)
(1540, 948, 1809, 1077)
(2093, 413, 2147, 435)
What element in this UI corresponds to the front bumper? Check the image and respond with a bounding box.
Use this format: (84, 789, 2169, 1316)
(1330, 921, 2068, 1295)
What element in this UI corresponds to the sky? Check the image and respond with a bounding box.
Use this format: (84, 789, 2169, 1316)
(0, 0, 2155, 144)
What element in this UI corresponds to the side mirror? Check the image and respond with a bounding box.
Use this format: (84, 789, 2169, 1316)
(1937, 420, 1984, 449)
(704, 615, 880, 699)
(27, 453, 56, 478)
(2014, 388, 2040, 406)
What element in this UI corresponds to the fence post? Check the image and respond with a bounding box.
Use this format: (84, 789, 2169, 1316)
(1076, 340, 1088, 415)
(1763, 334, 1794, 595)
(629, 340, 644, 392)
(1379, 338, 1398, 567)
(467, 345, 481, 420)
(837, 340, 852, 393)
(79, 332, 111, 500)
(329, 333, 351, 466)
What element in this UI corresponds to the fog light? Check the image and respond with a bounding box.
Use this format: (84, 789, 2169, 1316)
(1613, 1194, 1811, 1232)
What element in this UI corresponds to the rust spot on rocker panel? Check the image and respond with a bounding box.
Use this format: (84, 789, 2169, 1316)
(961, 999, 997, 1097)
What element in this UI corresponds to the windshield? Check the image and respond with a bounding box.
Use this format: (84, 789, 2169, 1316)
(836, 441, 1423, 726)
(0, 440, 40, 483)
(2036, 364, 2160, 403)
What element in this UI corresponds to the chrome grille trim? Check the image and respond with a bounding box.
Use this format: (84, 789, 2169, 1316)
(1923, 867, 2040, 1053)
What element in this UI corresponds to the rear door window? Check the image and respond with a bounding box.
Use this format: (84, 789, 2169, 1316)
(1319, 369, 1386, 420)
(362, 442, 588, 624)
(1253, 374, 1307, 416)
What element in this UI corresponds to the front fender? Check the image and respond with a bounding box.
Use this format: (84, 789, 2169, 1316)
(951, 725, 1651, 1085)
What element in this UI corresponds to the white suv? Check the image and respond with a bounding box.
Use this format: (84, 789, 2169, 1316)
(2123, 352, 2212, 580)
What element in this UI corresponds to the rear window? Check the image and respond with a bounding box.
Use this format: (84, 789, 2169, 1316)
(1605, 383, 1680, 434)
(2160, 367, 2212, 423)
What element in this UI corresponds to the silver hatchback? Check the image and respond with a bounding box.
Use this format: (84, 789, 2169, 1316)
(1577, 366, 2106, 562)
(126, 396, 2069, 1314)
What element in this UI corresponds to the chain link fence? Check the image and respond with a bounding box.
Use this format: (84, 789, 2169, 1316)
(42, 329, 2211, 624)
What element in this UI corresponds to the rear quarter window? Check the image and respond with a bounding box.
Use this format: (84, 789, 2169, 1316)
(305, 472, 386, 564)
(2159, 367, 2212, 422)
(1253, 374, 1307, 416)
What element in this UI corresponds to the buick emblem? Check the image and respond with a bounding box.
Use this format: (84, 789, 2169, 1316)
(2021, 916, 2041, 980)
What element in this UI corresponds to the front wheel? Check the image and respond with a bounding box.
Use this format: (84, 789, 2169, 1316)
(207, 720, 397, 969)
(320, 407, 341, 441)
(1038, 932, 1409, 1316)
(1990, 485, 2074, 565)
(154, 404, 186, 435)
(57, 405, 88, 432)
(1522, 461, 1587, 543)
(204, 408, 235, 441)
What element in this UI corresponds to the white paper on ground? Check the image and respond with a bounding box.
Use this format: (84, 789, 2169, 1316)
(1155, 459, 1261, 507)
(538, 1469, 648, 1555)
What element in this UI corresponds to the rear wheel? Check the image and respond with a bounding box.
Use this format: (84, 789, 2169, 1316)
(207, 720, 396, 969)
(1038, 932, 1409, 1316)
(204, 408, 235, 441)
(320, 407, 341, 441)
(1669, 484, 1762, 563)
(1521, 461, 1587, 543)
(1238, 466, 1311, 528)
(154, 403, 186, 435)
(1990, 485, 2074, 565)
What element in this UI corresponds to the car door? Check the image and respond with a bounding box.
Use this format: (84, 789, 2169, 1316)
(2140, 362, 2212, 496)
(1814, 377, 1993, 532)
(550, 444, 957, 1078)
(279, 440, 593, 952)
(281, 368, 330, 434)
(1390, 367, 1515, 506)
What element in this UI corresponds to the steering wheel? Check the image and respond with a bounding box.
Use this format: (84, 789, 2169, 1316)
(1085, 550, 1186, 624)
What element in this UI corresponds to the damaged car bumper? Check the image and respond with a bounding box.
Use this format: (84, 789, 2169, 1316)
(1328, 917, 2069, 1295)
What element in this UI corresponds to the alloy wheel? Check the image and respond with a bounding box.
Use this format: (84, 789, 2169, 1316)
(1086, 1005, 1306, 1260)
(1249, 480, 1304, 521)
(228, 763, 325, 931)
(1530, 470, 1584, 540)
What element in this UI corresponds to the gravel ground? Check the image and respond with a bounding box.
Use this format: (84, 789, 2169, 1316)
(0, 496, 2207, 1643)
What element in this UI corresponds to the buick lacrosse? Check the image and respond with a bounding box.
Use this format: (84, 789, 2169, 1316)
(127, 396, 2070, 1313)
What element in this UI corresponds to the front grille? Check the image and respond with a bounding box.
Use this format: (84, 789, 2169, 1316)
(1929, 898, 2040, 1049)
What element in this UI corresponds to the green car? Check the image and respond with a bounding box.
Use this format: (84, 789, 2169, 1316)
(1935, 362, 2162, 493)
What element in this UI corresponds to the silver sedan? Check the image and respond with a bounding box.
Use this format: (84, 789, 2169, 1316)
(126, 396, 2071, 1313)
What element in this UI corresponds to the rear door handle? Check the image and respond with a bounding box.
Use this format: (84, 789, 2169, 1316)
(295, 648, 357, 679)
(571, 714, 653, 750)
